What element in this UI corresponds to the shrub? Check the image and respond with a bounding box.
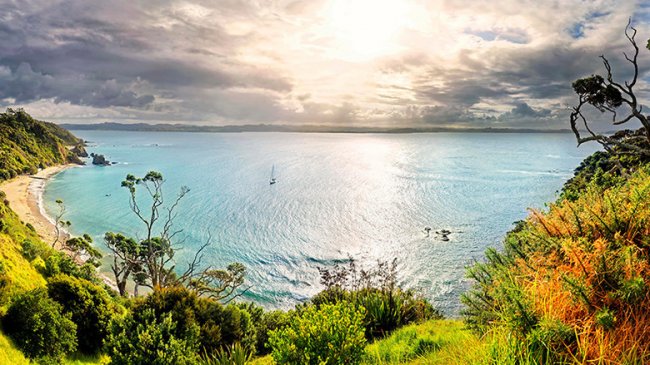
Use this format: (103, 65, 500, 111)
(313, 258, 441, 340)
(2, 288, 77, 363)
(105, 308, 200, 365)
(268, 302, 367, 364)
(254, 309, 289, 355)
(47, 274, 116, 354)
(21, 239, 45, 261)
(0, 262, 11, 305)
(129, 286, 257, 356)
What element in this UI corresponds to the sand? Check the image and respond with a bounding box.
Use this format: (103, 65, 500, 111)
(0, 164, 77, 247)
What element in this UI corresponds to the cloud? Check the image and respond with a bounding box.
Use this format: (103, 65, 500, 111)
(0, 0, 647, 128)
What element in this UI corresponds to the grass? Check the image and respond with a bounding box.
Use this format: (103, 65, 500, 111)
(0, 331, 30, 365)
(251, 319, 487, 365)
(363, 319, 485, 364)
(64, 353, 108, 365)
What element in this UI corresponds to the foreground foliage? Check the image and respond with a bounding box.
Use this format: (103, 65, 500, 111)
(463, 165, 650, 363)
(3, 288, 78, 363)
(314, 259, 441, 340)
(268, 302, 367, 364)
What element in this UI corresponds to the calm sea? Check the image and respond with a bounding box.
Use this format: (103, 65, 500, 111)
(44, 131, 598, 315)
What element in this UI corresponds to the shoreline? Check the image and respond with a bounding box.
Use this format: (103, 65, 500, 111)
(0, 164, 120, 291)
(0, 164, 77, 246)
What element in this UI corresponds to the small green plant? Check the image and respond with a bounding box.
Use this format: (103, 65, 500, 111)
(268, 302, 367, 365)
(200, 343, 252, 365)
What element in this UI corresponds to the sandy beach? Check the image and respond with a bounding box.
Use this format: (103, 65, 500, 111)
(0, 164, 77, 247)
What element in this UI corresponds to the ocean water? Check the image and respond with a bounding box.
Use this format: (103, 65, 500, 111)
(44, 131, 598, 315)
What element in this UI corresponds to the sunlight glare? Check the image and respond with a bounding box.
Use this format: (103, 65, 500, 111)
(324, 0, 411, 61)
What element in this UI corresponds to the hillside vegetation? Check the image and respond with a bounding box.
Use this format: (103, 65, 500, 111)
(1, 108, 650, 364)
(0, 108, 83, 181)
(463, 154, 650, 363)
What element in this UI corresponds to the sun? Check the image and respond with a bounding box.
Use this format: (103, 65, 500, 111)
(323, 0, 411, 61)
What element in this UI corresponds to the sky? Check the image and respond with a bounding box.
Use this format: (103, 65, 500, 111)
(0, 0, 649, 128)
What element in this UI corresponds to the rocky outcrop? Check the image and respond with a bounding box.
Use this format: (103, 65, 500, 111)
(71, 144, 88, 158)
(90, 153, 111, 166)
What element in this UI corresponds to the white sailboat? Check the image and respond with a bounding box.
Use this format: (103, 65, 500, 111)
(269, 165, 277, 185)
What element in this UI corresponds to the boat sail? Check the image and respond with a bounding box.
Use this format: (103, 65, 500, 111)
(269, 165, 277, 185)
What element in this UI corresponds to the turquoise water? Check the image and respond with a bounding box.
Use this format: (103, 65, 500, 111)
(44, 131, 598, 315)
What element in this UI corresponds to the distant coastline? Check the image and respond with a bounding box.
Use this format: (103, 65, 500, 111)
(60, 122, 573, 134)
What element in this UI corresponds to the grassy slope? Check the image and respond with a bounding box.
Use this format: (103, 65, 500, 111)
(0, 109, 101, 364)
(251, 319, 486, 364)
(0, 200, 47, 298)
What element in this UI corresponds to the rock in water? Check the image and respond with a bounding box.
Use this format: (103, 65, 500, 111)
(90, 153, 111, 166)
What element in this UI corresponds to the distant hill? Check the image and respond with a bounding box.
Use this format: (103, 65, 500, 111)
(0, 109, 84, 180)
(60, 122, 572, 134)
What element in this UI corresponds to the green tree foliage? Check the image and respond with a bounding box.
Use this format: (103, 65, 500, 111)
(2, 288, 77, 363)
(46, 274, 116, 354)
(268, 302, 367, 365)
(314, 258, 441, 340)
(239, 302, 289, 355)
(64, 234, 101, 265)
(41, 251, 99, 284)
(0, 108, 83, 181)
(105, 308, 200, 365)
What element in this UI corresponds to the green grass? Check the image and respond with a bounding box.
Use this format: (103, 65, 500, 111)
(64, 353, 107, 365)
(363, 320, 485, 365)
(0, 331, 30, 365)
(0, 330, 106, 365)
(251, 320, 487, 365)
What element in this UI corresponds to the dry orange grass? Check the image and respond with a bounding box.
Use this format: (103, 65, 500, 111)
(514, 168, 650, 363)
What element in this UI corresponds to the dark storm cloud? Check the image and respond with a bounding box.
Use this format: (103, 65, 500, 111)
(0, 0, 292, 118)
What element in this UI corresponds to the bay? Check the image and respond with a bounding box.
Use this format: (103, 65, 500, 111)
(44, 131, 598, 315)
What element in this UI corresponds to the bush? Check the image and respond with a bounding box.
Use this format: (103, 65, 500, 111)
(313, 259, 441, 340)
(0, 262, 11, 305)
(268, 302, 367, 365)
(2, 288, 77, 363)
(47, 274, 115, 354)
(128, 286, 257, 356)
(105, 308, 200, 365)
(255, 309, 289, 355)
(21, 239, 45, 261)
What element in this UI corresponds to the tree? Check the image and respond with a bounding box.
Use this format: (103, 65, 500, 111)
(107, 171, 249, 301)
(64, 233, 102, 264)
(570, 20, 650, 159)
(52, 199, 71, 248)
(120, 171, 190, 289)
(104, 232, 141, 296)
